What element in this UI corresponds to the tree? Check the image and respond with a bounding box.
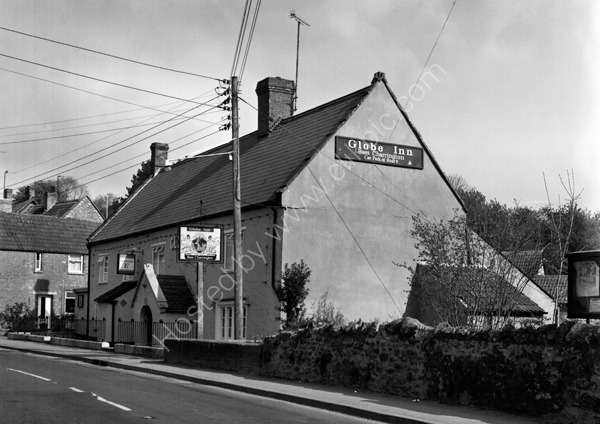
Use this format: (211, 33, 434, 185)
(13, 176, 88, 204)
(275, 260, 311, 329)
(0, 302, 33, 331)
(92, 194, 121, 219)
(110, 159, 152, 212)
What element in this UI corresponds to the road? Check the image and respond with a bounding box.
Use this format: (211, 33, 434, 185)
(0, 348, 382, 424)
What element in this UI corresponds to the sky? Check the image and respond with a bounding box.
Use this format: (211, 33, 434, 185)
(1, 0, 598, 212)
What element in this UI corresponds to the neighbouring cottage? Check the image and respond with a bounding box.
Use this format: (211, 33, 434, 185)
(87, 72, 554, 345)
(0, 188, 103, 331)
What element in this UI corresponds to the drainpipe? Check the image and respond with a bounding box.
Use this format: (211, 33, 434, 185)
(86, 250, 91, 338)
(269, 206, 279, 293)
(111, 301, 116, 345)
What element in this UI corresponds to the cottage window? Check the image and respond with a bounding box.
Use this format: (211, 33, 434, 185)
(68, 255, 84, 274)
(98, 255, 109, 284)
(216, 301, 247, 340)
(152, 244, 165, 275)
(65, 291, 75, 314)
(34, 252, 42, 272)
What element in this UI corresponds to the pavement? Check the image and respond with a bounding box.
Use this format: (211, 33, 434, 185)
(0, 336, 540, 424)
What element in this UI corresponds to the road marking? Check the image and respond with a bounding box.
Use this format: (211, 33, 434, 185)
(69, 387, 85, 393)
(7, 368, 51, 381)
(91, 393, 132, 411)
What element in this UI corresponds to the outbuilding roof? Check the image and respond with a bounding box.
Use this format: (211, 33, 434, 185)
(533, 275, 567, 306)
(0, 212, 100, 254)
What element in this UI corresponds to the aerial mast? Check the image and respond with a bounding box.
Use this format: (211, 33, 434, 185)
(289, 11, 310, 112)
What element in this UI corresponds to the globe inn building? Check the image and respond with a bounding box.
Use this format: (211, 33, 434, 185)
(86, 73, 555, 344)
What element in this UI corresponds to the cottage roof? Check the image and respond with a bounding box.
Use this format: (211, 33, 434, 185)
(156, 275, 196, 313)
(94, 281, 137, 303)
(12, 199, 44, 214)
(502, 250, 544, 279)
(415, 265, 545, 316)
(533, 275, 567, 306)
(44, 200, 79, 218)
(0, 212, 99, 254)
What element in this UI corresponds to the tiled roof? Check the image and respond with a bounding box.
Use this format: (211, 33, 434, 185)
(44, 200, 78, 218)
(94, 281, 137, 303)
(156, 275, 196, 313)
(89, 84, 373, 244)
(0, 212, 99, 254)
(533, 275, 567, 305)
(416, 265, 545, 316)
(13, 200, 44, 215)
(502, 250, 544, 279)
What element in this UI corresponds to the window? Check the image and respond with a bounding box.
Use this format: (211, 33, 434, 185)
(35, 252, 42, 272)
(68, 255, 84, 274)
(98, 255, 109, 284)
(152, 244, 165, 275)
(216, 302, 247, 340)
(65, 291, 75, 314)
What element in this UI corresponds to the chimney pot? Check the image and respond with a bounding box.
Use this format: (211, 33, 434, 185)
(150, 143, 169, 176)
(255, 77, 295, 137)
(3, 188, 12, 200)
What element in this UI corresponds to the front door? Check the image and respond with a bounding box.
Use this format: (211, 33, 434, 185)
(140, 305, 153, 346)
(37, 296, 52, 330)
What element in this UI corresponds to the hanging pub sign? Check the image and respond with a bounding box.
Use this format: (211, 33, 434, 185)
(177, 225, 223, 263)
(567, 250, 600, 319)
(335, 136, 423, 169)
(117, 253, 136, 275)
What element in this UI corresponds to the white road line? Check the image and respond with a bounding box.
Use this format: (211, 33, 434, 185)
(7, 368, 51, 382)
(69, 387, 85, 393)
(91, 393, 132, 412)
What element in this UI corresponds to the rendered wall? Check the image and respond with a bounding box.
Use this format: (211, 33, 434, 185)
(281, 83, 464, 321)
(89, 208, 281, 340)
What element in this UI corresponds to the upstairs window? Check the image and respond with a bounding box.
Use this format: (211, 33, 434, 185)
(68, 255, 84, 274)
(152, 244, 165, 275)
(98, 255, 109, 284)
(34, 252, 42, 272)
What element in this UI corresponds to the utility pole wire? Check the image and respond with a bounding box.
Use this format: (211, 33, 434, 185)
(0, 52, 222, 107)
(404, 0, 457, 109)
(0, 26, 224, 82)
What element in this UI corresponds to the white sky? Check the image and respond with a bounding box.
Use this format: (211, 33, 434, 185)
(1, 1, 598, 212)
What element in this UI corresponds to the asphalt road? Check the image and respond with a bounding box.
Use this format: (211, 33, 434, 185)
(0, 348, 383, 424)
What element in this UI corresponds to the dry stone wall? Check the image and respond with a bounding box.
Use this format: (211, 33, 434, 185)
(261, 318, 600, 422)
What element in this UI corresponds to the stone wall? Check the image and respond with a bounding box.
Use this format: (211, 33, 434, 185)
(260, 318, 600, 422)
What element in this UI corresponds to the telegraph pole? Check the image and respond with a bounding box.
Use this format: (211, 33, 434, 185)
(231, 76, 244, 339)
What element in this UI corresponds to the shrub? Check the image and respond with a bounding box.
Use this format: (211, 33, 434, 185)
(0, 302, 33, 331)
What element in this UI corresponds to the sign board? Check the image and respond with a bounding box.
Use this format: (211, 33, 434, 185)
(567, 250, 600, 319)
(117, 253, 136, 275)
(177, 225, 223, 263)
(335, 136, 423, 169)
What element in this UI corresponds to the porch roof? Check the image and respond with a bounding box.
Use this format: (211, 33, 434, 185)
(94, 281, 137, 303)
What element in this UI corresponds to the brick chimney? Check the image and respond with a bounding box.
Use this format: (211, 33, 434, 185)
(150, 143, 169, 176)
(255, 77, 295, 138)
(44, 186, 57, 211)
(0, 188, 11, 212)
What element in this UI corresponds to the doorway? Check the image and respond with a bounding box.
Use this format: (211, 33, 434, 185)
(140, 305, 153, 346)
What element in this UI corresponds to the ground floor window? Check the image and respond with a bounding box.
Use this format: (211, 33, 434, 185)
(65, 291, 75, 314)
(216, 302, 247, 340)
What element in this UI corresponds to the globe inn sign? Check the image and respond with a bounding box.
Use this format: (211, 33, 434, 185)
(335, 136, 424, 169)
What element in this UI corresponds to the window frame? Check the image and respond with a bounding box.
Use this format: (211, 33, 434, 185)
(222, 228, 245, 272)
(34, 252, 42, 272)
(215, 301, 247, 340)
(67, 254, 84, 274)
(98, 255, 109, 284)
(152, 243, 166, 275)
(65, 291, 76, 314)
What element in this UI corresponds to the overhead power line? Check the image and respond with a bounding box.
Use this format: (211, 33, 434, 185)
(0, 52, 222, 107)
(0, 26, 225, 82)
(0, 67, 219, 120)
(10, 99, 223, 187)
(404, 0, 457, 108)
